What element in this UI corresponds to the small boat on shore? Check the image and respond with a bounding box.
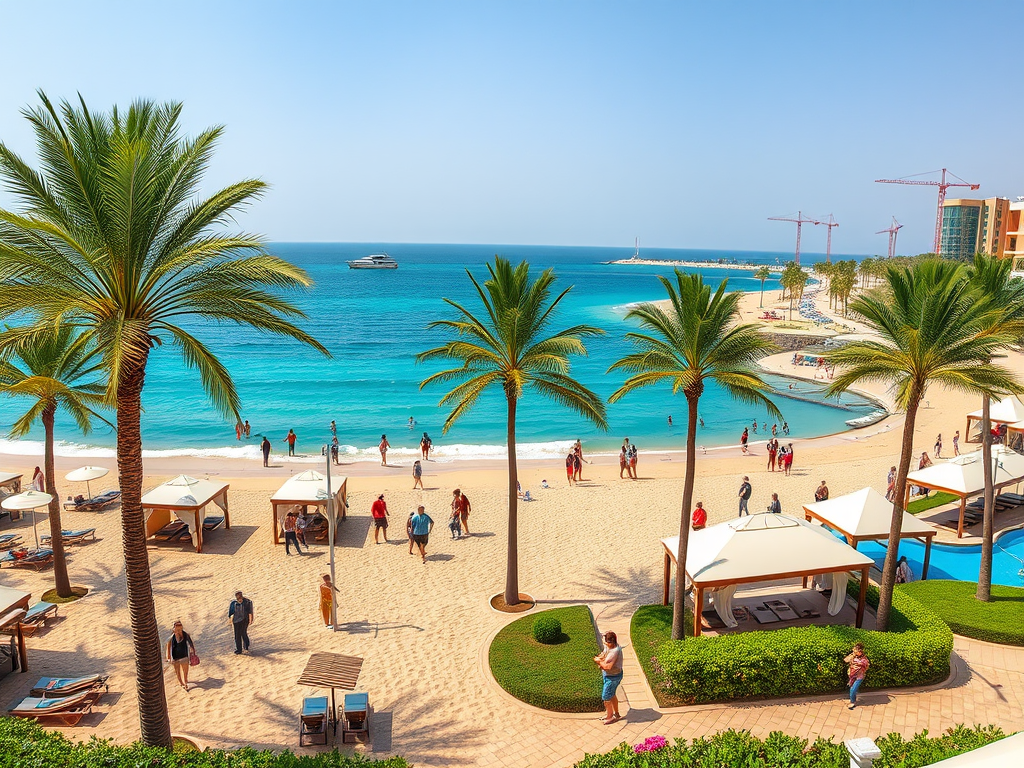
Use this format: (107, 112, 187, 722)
(845, 410, 888, 429)
(347, 253, 398, 269)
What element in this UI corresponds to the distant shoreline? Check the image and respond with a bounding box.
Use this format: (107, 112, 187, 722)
(606, 258, 785, 272)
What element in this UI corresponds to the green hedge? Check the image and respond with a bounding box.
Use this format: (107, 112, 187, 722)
(648, 581, 952, 704)
(488, 605, 604, 712)
(573, 725, 1008, 768)
(898, 580, 1024, 646)
(0, 716, 408, 766)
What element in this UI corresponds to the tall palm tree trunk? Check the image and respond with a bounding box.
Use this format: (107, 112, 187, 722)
(977, 397, 994, 601)
(41, 405, 71, 597)
(759, 282, 765, 308)
(117, 357, 171, 747)
(671, 394, 699, 640)
(878, 389, 922, 631)
(504, 394, 520, 605)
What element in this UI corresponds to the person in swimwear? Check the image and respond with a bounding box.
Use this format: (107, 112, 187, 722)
(379, 434, 390, 466)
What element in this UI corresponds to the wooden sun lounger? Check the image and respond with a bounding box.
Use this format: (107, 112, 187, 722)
(30, 674, 109, 698)
(41, 528, 97, 546)
(750, 604, 781, 624)
(0, 534, 23, 551)
(299, 696, 329, 746)
(151, 521, 188, 541)
(0, 549, 54, 570)
(63, 490, 121, 512)
(8, 690, 97, 725)
(3, 601, 59, 637)
(765, 599, 800, 621)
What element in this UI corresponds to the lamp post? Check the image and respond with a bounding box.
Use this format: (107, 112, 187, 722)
(325, 440, 338, 631)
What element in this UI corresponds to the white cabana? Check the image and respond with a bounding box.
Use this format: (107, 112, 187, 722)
(966, 396, 1024, 444)
(905, 447, 1024, 537)
(0, 472, 22, 494)
(142, 475, 230, 553)
(661, 513, 874, 637)
(803, 487, 937, 578)
(0, 584, 30, 672)
(270, 471, 347, 546)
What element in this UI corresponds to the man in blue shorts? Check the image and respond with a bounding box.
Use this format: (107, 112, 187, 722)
(410, 505, 434, 563)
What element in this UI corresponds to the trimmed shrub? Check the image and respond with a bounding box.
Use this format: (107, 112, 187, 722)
(573, 725, 1007, 768)
(650, 581, 952, 704)
(489, 605, 603, 712)
(0, 715, 408, 766)
(533, 615, 563, 644)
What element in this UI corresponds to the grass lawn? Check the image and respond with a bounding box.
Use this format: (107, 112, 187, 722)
(899, 580, 1024, 646)
(488, 605, 603, 712)
(629, 604, 693, 708)
(907, 491, 958, 515)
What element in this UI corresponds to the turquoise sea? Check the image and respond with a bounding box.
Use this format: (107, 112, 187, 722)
(0, 243, 877, 464)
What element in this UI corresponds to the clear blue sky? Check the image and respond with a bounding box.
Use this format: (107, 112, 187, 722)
(1, 1, 1020, 255)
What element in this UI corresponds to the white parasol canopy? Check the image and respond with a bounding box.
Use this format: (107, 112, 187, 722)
(966, 396, 1024, 425)
(804, 487, 935, 539)
(1, 490, 53, 548)
(65, 466, 111, 499)
(906, 446, 1024, 496)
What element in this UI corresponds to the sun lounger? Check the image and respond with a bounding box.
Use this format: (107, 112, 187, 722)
(750, 604, 781, 624)
(4, 601, 59, 637)
(202, 516, 224, 531)
(8, 690, 96, 725)
(342, 692, 369, 744)
(62, 490, 121, 512)
(700, 609, 727, 629)
(30, 674, 108, 698)
(765, 599, 799, 621)
(0, 534, 22, 551)
(299, 695, 329, 746)
(731, 606, 751, 623)
(151, 521, 188, 541)
(41, 528, 97, 547)
(789, 596, 822, 619)
(0, 549, 54, 570)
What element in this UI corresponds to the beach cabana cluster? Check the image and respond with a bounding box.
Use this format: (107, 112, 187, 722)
(803, 487, 936, 578)
(271, 471, 347, 546)
(965, 396, 1024, 445)
(661, 513, 874, 637)
(142, 475, 230, 553)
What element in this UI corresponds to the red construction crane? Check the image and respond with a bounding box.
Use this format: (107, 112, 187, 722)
(768, 211, 820, 265)
(815, 213, 839, 263)
(875, 217, 904, 259)
(874, 169, 979, 255)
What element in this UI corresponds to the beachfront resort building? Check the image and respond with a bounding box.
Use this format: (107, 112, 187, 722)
(940, 196, 1009, 260)
(1003, 199, 1024, 273)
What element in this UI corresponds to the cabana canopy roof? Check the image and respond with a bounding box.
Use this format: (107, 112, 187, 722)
(0, 585, 29, 618)
(142, 475, 229, 509)
(0, 472, 22, 487)
(967, 396, 1024, 425)
(803, 487, 935, 541)
(905, 447, 1024, 497)
(271, 471, 346, 506)
(662, 513, 873, 589)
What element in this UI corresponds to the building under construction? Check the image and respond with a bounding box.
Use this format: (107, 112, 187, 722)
(939, 197, 1009, 260)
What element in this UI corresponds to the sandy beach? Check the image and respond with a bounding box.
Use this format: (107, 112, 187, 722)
(0, 287, 1020, 766)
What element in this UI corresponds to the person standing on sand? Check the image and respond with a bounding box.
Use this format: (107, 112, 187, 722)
(406, 510, 415, 554)
(283, 511, 303, 555)
(815, 480, 829, 502)
(420, 432, 432, 460)
(379, 434, 390, 466)
(283, 428, 297, 457)
(767, 439, 778, 472)
(371, 494, 389, 543)
(783, 443, 794, 476)
(953, 430, 960, 456)
(593, 631, 623, 725)
(319, 574, 339, 628)
(295, 509, 309, 548)
(452, 488, 471, 536)
(619, 445, 628, 478)
(261, 436, 271, 467)
(573, 440, 584, 482)
(934, 433, 943, 458)
(844, 642, 870, 709)
(738, 476, 752, 516)
(885, 465, 897, 501)
(228, 591, 254, 655)
(165, 620, 196, 691)
(692, 501, 707, 530)
(31, 466, 43, 492)
(244, 420, 251, 438)
(565, 451, 575, 486)
(331, 437, 340, 465)
(740, 427, 749, 454)
(628, 443, 638, 479)
(412, 460, 424, 489)
(410, 505, 433, 563)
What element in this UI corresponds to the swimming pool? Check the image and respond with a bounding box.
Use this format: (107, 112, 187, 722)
(853, 527, 1024, 587)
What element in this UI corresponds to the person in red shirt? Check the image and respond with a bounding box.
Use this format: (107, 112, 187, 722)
(692, 502, 707, 531)
(371, 494, 389, 544)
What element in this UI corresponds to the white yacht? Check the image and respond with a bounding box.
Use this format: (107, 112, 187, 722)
(347, 253, 398, 269)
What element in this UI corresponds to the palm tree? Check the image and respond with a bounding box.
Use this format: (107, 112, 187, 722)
(418, 257, 607, 605)
(0, 326, 110, 597)
(0, 93, 327, 747)
(965, 255, 1024, 602)
(608, 271, 779, 640)
(753, 266, 771, 308)
(826, 260, 1021, 630)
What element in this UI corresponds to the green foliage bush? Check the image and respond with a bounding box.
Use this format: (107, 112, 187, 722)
(489, 605, 603, 712)
(647, 581, 952, 704)
(899, 580, 1024, 646)
(573, 725, 1007, 768)
(0, 715, 408, 766)
(533, 615, 563, 644)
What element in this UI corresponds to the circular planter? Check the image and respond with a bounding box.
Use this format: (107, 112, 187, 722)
(489, 592, 536, 613)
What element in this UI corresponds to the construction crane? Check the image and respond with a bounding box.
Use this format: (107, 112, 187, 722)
(768, 211, 820, 265)
(874, 169, 979, 255)
(815, 214, 839, 264)
(875, 217, 904, 259)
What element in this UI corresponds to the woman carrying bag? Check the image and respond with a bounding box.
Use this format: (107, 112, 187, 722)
(165, 620, 198, 691)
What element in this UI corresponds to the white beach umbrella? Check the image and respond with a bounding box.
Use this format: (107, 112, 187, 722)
(65, 466, 110, 499)
(1, 490, 54, 549)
